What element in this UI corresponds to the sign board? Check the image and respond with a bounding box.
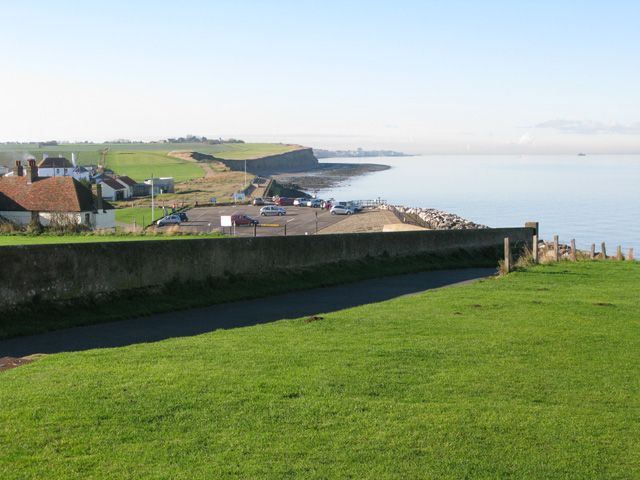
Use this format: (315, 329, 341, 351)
(233, 192, 245, 201)
(220, 215, 232, 227)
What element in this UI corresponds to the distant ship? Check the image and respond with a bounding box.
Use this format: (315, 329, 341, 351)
(577, 152, 587, 156)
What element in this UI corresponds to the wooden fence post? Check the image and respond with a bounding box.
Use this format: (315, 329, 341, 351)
(601, 242, 607, 259)
(629, 248, 635, 261)
(504, 237, 511, 273)
(616, 245, 623, 261)
(590, 244, 595, 259)
(532, 234, 539, 264)
(553, 235, 559, 262)
(570, 239, 577, 261)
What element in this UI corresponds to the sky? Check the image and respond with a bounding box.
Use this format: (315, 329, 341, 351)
(1, 0, 639, 153)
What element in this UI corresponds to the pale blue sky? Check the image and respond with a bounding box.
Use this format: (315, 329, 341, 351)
(1, 0, 639, 153)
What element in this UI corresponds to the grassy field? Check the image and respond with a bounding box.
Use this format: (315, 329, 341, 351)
(0, 142, 304, 169)
(199, 142, 304, 160)
(114, 207, 156, 226)
(1, 261, 638, 479)
(0, 233, 222, 246)
(104, 151, 204, 182)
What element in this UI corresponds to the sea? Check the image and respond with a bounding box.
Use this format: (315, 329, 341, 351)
(316, 155, 640, 252)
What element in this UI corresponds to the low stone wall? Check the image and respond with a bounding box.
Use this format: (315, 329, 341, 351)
(0, 227, 534, 307)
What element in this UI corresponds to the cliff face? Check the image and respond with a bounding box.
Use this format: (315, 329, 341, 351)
(192, 148, 318, 174)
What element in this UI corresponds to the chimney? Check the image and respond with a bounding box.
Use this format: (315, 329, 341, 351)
(96, 183, 104, 211)
(13, 160, 24, 177)
(26, 159, 38, 184)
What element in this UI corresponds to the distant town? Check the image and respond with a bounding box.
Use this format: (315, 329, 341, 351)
(313, 148, 412, 158)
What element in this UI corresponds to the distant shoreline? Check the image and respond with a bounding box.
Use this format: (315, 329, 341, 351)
(271, 162, 390, 192)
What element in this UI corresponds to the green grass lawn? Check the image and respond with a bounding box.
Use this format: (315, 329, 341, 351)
(1, 261, 639, 478)
(0, 233, 222, 246)
(104, 151, 204, 182)
(114, 207, 156, 226)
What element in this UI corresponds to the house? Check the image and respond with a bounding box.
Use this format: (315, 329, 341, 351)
(115, 176, 138, 198)
(36, 154, 91, 182)
(99, 177, 128, 201)
(0, 160, 115, 229)
(144, 177, 175, 194)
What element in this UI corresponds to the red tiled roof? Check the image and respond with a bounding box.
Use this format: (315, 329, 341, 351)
(0, 176, 111, 212)
(38, 157, 73, 169)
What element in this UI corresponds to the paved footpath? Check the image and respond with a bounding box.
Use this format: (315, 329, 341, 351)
(0, 268, 495, 357)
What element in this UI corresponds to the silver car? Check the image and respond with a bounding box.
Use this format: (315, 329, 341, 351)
(157, 214, 182, 226)
(330, 205, 354, 215)
(260, 205, 286, 216)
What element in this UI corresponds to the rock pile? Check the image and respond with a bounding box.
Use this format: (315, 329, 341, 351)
(381, 205, 488, 230)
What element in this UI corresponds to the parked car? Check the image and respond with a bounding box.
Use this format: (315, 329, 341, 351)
(306, 199, 322, 208)
(252, 197, 265, 206)
(321, 200, 333, 210)
(330, 205, 354, 215)
(231, 214, 259, 225)
(260, 205, 287, 216)
(177, 212, 189, 221)
(157, 214, 182, 226)
(293, 198, 307, 206)
(275, 197, 294, 206)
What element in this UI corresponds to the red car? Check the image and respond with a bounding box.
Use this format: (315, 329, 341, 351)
(231, 214, 259, 226)
(275, 197, 294, 206)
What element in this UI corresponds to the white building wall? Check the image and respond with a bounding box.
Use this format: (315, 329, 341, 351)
(38, 167, 90, 182)
(100, 183, 119, 201)
(95, 210, 116, 230)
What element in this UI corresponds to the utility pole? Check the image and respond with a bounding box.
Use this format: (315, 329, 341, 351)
(151, 174, 155, 223)
(244, 159, 247, 189)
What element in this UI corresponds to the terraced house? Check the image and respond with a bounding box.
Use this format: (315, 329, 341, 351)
(0, 160, 114, 229)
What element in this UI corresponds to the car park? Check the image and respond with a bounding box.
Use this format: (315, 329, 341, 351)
(252, 197, 265, 206)
(157, 214, 182, 226)
(293, 198, 308, 206)
(330, 205, 354, 215)
(231, 214, 259, 225)
(306, 199, 322, 208)
(260, 205, 287, 216)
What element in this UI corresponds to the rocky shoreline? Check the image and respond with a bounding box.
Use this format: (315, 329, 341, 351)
(381, 205, 488, 230)
(271, 162, 390, 191)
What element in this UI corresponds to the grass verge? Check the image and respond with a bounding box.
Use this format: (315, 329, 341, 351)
(0, 248, 499, 339)
(0, 261, 638, 479)
(0, 232, 223, 246)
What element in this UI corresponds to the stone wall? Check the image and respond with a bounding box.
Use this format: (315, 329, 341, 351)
(0, 227, 534, 307)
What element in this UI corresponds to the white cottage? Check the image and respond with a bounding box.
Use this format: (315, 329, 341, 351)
(0, 160, 114, 229)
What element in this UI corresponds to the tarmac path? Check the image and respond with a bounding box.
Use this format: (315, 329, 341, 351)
(0, 268, 495, 357)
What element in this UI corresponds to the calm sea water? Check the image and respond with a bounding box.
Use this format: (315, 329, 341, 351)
(317, 155, 640, 252)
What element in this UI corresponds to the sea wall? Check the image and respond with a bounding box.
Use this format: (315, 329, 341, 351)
(192, 148, 319, 173)
(0, 227, 533, 307)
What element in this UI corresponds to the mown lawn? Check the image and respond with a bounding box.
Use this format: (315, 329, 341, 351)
(1, 261, 638, 479)
(114, 207, 156, 226)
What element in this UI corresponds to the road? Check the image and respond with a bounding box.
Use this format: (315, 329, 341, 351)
(0, 268, 495, 357)
(164, 205, 350, 236)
